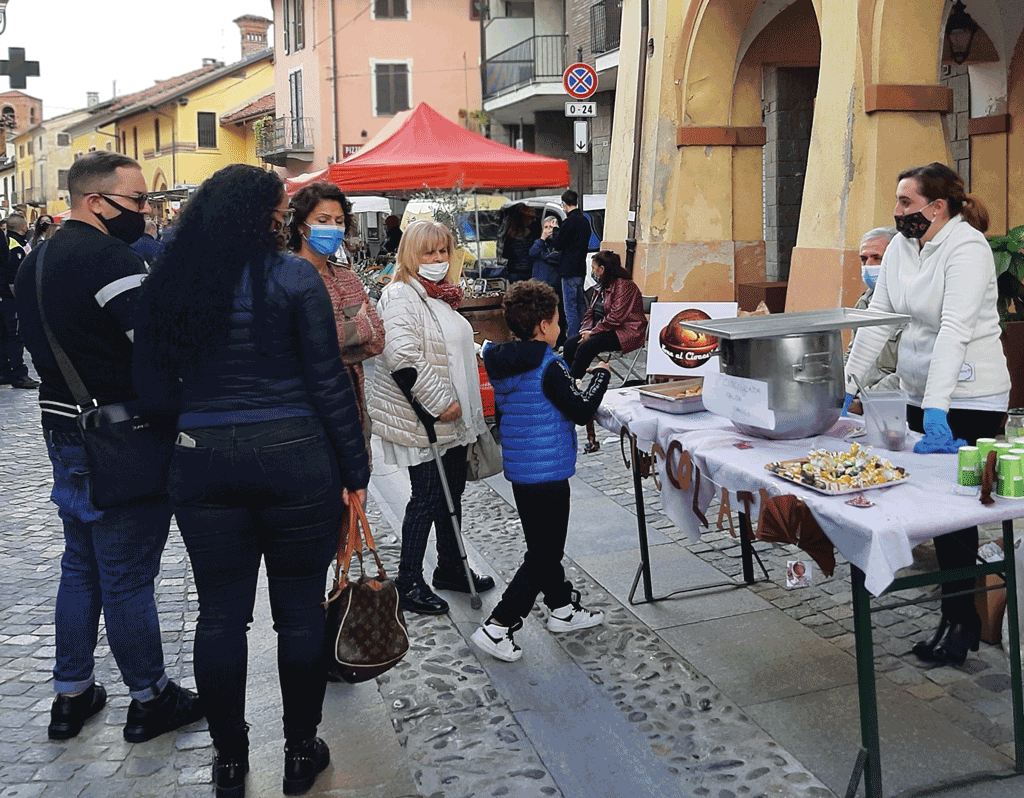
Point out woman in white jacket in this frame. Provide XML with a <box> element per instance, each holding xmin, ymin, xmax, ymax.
<box><xmin>367</xmin><ymin>221</ymin><xmax>494</xmax><ymax>615</ymax></box>
<box><xmin>846</xmin><ymin>162</ymin><xmax>1009</xmax><ymax>667</ymax></box>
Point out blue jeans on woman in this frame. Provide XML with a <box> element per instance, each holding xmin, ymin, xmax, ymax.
<box><xmin>170</xmin><ymin>416</ymin><xmax>344</xmax><ymax>746</ymax></box>
<box><xmin>46</xmin><ymin>433</ymin><xmax>172</xmax><ymax>702</ymax></box>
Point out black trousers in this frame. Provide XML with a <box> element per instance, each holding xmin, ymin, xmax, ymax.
<box><xmin>907</xmin><ymin>404</ymin><xmax>1005</xmax><ymax>623</ymax></box>
<box><xmin>170</xmin><ymin>416</ymin><xmax>344</xmax><ymax>745</ymax></box>
<box><xmin>399</xmin><ymin>444</ymin><xmax>468</xmax><ymax>588</ymax></box>
<box><xmin>0</xmin><ymin>297</ymin><xmax>27</xmax><ymax>380</ymax></box>
<box><xmin>562</xmin><ymin>330</ymin><xmax>621</xmax><ymax>379</ymax></box>
<box><xmin>490</xmin><ymin>479</ymin><xmax>574</xmax><ymax>626</ymax></box>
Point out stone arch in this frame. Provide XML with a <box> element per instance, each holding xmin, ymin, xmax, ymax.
<box><xmin>152</xmin><ymin>169</ymin><xmax>168</xmax><ymax>192</ymax></box>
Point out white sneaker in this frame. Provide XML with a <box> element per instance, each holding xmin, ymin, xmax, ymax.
<box><xmin>546</xmin><ymin>590</ymin><xmax>604</xmax><ymax>632</ymax></box>
<box><xmin>471</xmin><ymin>618</ymin><xmax>523</xmax><ymax>662</ymax></box>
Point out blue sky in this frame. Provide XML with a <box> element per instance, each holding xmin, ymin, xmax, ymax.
<box><xmin>2</xmin><ymin>0</ymin><xmax>273</xmax><ymax>119</ymax></box>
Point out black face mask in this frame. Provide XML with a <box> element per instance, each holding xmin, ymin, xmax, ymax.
<box><xmin>95</xmin><ymin>196</ymin><xmax>145</xmax><ymax>245</ymax></box>
<box><xmin>894</xmin><ymin>201</ymin><xmax>935</xmax><ymax>240</ymax></box>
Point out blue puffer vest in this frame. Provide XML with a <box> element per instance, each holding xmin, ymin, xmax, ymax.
<box><xmin>489</xmin><ymin>346</ymin><xmax>576</xmax><ymax>484</ymax></box>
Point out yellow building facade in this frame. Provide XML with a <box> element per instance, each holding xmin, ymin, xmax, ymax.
<box><xmin>605</xmin><ymin>0</ymin><xmax>1024</xmax><ymax>310</ymax></box>
<box><xmin>12</xmin><ymin>107</ymin><xmax>91</xmax><ymax>218</ymax></box>
<box><xmin>108</xmin><ymin>51</ymin><xmax>274</xmax><ymax>195</ymax></box>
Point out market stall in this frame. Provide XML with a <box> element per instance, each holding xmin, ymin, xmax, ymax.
<box><xmin>595</xmin><ymin>308</ymin><xmax>1024</xmax><ymax>798</ymax></box>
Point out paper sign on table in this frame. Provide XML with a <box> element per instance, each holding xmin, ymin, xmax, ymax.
<box><xmin>702</xmin><ymin>372</ymin><xmax>776</xmax><ymax>430</ymax></box>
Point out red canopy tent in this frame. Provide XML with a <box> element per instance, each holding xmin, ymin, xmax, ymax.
<box><xmin>324</xmin><ymin>102</ymin><xmax>570</xmax><ymax>194</ymax></box>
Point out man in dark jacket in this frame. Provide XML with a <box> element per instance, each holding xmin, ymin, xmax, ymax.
<box><xmin>15</xmin><ymin>151</ymin><xmax>203</xmax><ymax>743</ymax></box>
<box><xmin>130</xmin><ymin>218</ymin><xmax>165</xmax><ymax>266</ymax></box>
<box><xmin>551</xmin><ymin>190</ymin><xmax>590</xmax><ymax>339</ymax></box>
<box><xmin>1</xmin><ymin>213</ymin><xmax>39</xmax><ymax>387</ymax></box>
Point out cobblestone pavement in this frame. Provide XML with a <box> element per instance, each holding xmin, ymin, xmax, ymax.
<box><xmin>3</xmin><ymin>360</ymin><xmax>1021</xmax><ymax>798</ymax></box>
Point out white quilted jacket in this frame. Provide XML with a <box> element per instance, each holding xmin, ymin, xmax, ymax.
<box><xmin>368</xmin><ymin>279</ymin><xmax>469</xmax><ymax>449</ymax></box>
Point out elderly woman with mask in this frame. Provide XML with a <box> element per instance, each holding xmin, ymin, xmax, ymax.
<box><xmin>367</xmin><ymin>220</ymin><xmax>494</xmax><ymax>616</ymax></box>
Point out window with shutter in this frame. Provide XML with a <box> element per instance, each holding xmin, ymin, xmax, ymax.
<box><xmin>374</xmin><ymin>0</ymin><xmax>408</xmax><ymax>19</ymax></box>
<box><xmin>374</xmin><ymin>63</ymin><xmax>410</xmax><ymax>116</ymax></box>
<box><xmin>197</xmin><ymin>112</ymin><xmax>217</xmax><ymax>148</ymax></box>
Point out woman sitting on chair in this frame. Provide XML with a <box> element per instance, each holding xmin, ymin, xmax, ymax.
<box><xmin>562</xmin><ymin>250</ymin><xmax>648</xmax><ymax>379</ymax></box>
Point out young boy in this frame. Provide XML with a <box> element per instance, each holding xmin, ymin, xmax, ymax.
<box><xmin>472</xmin><ymin>280</ymin><xmax>611</xmax><ymax>661</ymax></box>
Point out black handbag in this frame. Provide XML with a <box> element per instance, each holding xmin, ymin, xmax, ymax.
<box><xmin>34</xmin><ymin>241</ymin><xmax>175</xmax><ymax>509</ymax></box>
<box><xmin>325</xmin><ymin>495</ymin><xmax>410</xmax><ymax>683</ymax></box>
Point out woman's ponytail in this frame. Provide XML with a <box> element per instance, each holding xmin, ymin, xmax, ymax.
<box><xmin>960</xmin><ymin>194</ymin><xmax>990</xmax><ymax>233</ymax></box>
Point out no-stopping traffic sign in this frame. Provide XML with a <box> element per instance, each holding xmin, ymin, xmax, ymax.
<box><xmin>563</xmin><ymin>62</ymin><xmax>597</xmax><ymax>100</ymax></box>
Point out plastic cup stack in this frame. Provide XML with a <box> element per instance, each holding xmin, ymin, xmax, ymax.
<box><xmin>958</xmin><ymin>445</ymin><xmax>981</xmax><ymax>487</ymax></box>
<box><xmin>977</xmin><ymin>438</ymin><xmax>997</xmax><ymax>464</ymax></box>
<box><xmin>997</xmin><ymin>454</ymin><xmax>1024</xmax><ymax>499</ymax></box>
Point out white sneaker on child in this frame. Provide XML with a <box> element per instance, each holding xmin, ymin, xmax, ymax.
<box><xmin>471</xmin><ymin>618</ymin><xmax>523</xmax><ymax>662</ymax></box>
<box><xmin>546</xmin><ymin>589</ymin><xmax>604</xmax><ymax>632</ymax></box>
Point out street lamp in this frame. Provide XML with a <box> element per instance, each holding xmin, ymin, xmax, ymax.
<box><xmin>0</xmin><ymin>1</ymin><xmax>9</xmax><ymax>36</ymax></box>
<box><xmin>945</xmin><ymin>1</ymin><xmax>978</xmax><ymax>66</ymax></box>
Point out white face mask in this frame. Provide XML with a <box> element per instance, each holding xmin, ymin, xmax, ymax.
<box><xmin>862</xmin><ymin>264</ymin><xmax>880</xmax><ymax>289</ymax></box>
<box><xmin>418</xmin><ymin>261</ymin><xmax>449</xmax><ymax>282</ymax></box>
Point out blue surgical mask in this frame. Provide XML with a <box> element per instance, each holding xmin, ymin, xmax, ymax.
<box><xmin>304</xmin><ymin>224</ymin><xmax>346</xmax><ymax>256</ymax></box>
<box><xmin>862</xmin><ymin>264</ymin><xmax>880</xmax><ymax>290</ymax></box>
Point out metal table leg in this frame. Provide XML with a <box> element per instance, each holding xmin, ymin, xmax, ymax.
<box><xmin>1002</xmin><ymin>519</ymin><xmax>1024</xmax><ymax>774</ymax></box>
<box><xmin>850</xmin><ymin>565</ymin><xmax>883</xmax><ymax>798</ymax></box>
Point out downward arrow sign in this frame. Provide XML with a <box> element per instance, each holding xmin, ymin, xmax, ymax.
<box><xmin>573</xmin><ymin>120</ymin><xmax>589</xmax><ymax>153</ymax></box>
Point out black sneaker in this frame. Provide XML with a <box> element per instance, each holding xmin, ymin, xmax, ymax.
<box><xmin>10</xmin><ymin>376</ymin><xmax>40</xmax><ymax>389</ymax></box>
<box><xmin>283</xmin><ymin>736</ymin><xmax>330</xmax><ymax>795</ymax></box>
<box><xmin>48</xmin><ymin>683</ymin><xmax>107</xmax><ymax>740</ymax></box>
<box><xmin>124</xmin><ymin>680</ymin><xmax>204</xmax><ymax>743</ymax></box>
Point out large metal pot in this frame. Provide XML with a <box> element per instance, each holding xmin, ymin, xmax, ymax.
<box><xmin>719</xmin><ymin>332</ymin><xmax>844</xmax><ymax>439</ymax></box>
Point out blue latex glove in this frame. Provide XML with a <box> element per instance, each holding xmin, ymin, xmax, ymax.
<box><xmin>913</xmin><ymin>408</ymin><xmax>967</xmax><ymax>454</ymax></box>
<box><xmin>841</xmin><ymin>393</ymin><xmax>854</xmax><ymax>417</ymax></box>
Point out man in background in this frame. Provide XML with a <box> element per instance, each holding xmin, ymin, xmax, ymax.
<box><xmin>1</xmin><ymin>213</ymin><xmax>39</xmax><ymax>388</ymax></box>
<box><xmin>131</xmin><ymin>218</ymin><xmax>165</xmax><ymax>266</ymax></box>
<box><xmin>551</xmin><ymin>190</ymin><xmax>590</xmax><ymax>340</ymax></box>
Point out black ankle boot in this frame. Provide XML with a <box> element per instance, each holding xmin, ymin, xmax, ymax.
<box><xmin>283</xmin><ymin>736</ymin><xmax>330</xmax><ymax>795</ymax></box>
<box><xmin>933</xmin><ymin>613</ymin><xmax>982</xmax><ymax>667</ymax></box>
<box><xmin>212</xmin><ymin>727</ymin><xmax>249</xmax><ymax>798</ymax></box>
<box><xmin>911</xmin><ymin>617</ymin><xmax>949</xmax><ymax>662</ymax></box>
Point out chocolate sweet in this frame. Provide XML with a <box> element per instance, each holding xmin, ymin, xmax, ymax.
<box><xmin>659</xmin><ymin>309</ymin><xmax>719</xmax><ymax>368</ymax></box>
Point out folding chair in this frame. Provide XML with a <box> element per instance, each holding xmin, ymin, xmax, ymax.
<box><xmin>606</xmin><ymin>295</ymin><xmax>657</xmax><ymax>386</ymax></box>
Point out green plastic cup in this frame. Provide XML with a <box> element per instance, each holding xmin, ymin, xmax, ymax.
<box><xmin>977</xmin><ymin>438</ymin><xmax>997</xmax><ymax>464</ymax></box>
<box><xmin>998</xmin><ymin>455</ymin><xmax>1023</xmax><ymax>497</ymax></box>
<box><xmin>958</xmin><ymin>446</ymin><xmax>981</xmax><ymax>486</ymax></box>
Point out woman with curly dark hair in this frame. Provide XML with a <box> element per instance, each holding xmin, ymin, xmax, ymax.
<box><xmin>133</xmin><ymin>164</ymin><xmax>370</xmax><ymax>798</ymax></box>
<box><xmin>288</xmin><ymin>182</ymin><xmax>384</xmax><ymax>453</ymax></box>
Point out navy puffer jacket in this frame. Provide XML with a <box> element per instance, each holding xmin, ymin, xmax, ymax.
<box><xmin>135</xmin><ymin>251</ymin><xmax>369</xmax><ymax>490</ymax></box>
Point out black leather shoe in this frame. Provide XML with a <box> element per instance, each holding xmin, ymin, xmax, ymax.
<box><xmin>10</xmin><ymin>376</ymin><xmax>40</xmax><ymax>389</ymax></box>
<box><xmin>431</xmin><ymin>566</ymin><xmax>496</xmax><ymax>594</ymax></box>
<box><xmin>398</xmin><ymin>582</ymin><xmax>449</xmax><ymax>615</ymax></box>
<box><xmin>283</xmin><ymin>736</ymin><xmax>330</xmax><ymax>795</ymax></box>
<box><xmin>124</xmin><ymin>680</ymin><xmax>205</xmax><ymax>743</ymax></box>
<box><xmin>911</xmin><ymin>617</ymin><xmax>949</xmax><ymax>662</ymax></box>
<box><xmin>933</xmin><ymin>614</ymin><xmax>982</xmax><ymax>667</ymax></box>
<box><xmin>213</xmin><ymin>749</ymin><xmax>249</xmax><ymax>798</ymax></box>
<box><xmin>48</xmin><ymin>683</ymin><xmax>107</xmax><ymax>740</ymax></box>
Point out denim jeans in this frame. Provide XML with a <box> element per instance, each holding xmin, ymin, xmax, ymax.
<box><xmin>46</xmin><ymin>434</ymin><xmax>171</xmax><ymax>702</ymax></box>
<box><xmin>170</xmin><ymin>416</ymin><xmax>344</xmax><ymax>744</ymax></box>
<box><xmin>561</xmin><ymin>276</ymin><xmax>586</xmax><ymax>340</ymax></box>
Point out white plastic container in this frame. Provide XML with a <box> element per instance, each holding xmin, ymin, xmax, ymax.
<box><xmin>861</xmin><ymin>389</ymin><xmax>908</xmax><ymax>451</ymax></box>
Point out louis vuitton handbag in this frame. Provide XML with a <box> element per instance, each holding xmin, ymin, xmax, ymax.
<box><xmin>325</xmin><ymin>495</ymin><xmax>409</xmax><ymax>683</ymax></box>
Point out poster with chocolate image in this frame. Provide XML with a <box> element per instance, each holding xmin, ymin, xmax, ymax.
<box><xmin>646</xmin><ymin>302</ymin><xmax>738</xmax><ymax>377</ymax></box>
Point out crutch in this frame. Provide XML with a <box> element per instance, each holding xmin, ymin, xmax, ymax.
<box><xmin>392</xmin><ymin>368</ymin><xmax>482</xmax><ymax>610</ymax></box>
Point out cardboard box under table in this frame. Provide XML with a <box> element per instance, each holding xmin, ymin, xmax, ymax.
<box><xmin>596</xmin><ymin>387</ymin><xmax>1024</xmax><ymax>798</ymax></box>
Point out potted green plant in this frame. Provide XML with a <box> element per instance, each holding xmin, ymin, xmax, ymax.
<box><xmin>992</xmin><ymin>225</ymin><xmax>1024</xmax><ymax>407</ymax></box>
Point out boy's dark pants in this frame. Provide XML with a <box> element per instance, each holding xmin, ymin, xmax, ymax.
<box><xmin>490</xmin><ymin>479</ymin><xmax>574</xmax><ymax>627</ymax></box>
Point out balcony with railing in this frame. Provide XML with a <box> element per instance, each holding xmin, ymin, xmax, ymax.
<box><xmin>256</xmin><ymin>116</ymin><xmax>315</xmax><ymax>166</ymax></box>
<box><xmin>590</xmin><ymin>0</ymin><xmax>621</xmax><ymax>55</ymax></box>
<box><xmin>24</xmin><ymin>186</ymin><xmax>46</xmax><ymax>207</ymax></box>
<box><xmin>484</xmin><ymin>35</ymin><xmax>566</xmax><ymax>100</ymax></box>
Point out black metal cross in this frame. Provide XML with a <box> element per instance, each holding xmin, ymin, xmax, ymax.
<box><xmin>0</xmin><ymin>48</ymin><xmax>40</xmax><ymax>90</ymax></box>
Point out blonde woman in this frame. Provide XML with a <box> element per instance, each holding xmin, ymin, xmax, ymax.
<box><xmin>368</xmin><ymin>220</ymin><xmax>494</xmax><ymax>615</ymax></box>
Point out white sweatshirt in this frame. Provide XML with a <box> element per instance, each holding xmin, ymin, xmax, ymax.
<box><xmin>846</xmin><ymin>214</ymin><xmax>1009</xmax><ymax>413</ymax></box>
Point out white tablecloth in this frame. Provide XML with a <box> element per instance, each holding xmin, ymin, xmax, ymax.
<box><xmin>597</xmin><ymin>387</ymin><xmax>1024</xmax><ymax>596</ymax></box>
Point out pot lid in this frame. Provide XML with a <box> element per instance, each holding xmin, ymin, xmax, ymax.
<box><xmin>673</xmin><ymin>308</ymin><xmax>911</xmax><ymax>340</ymax></box>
